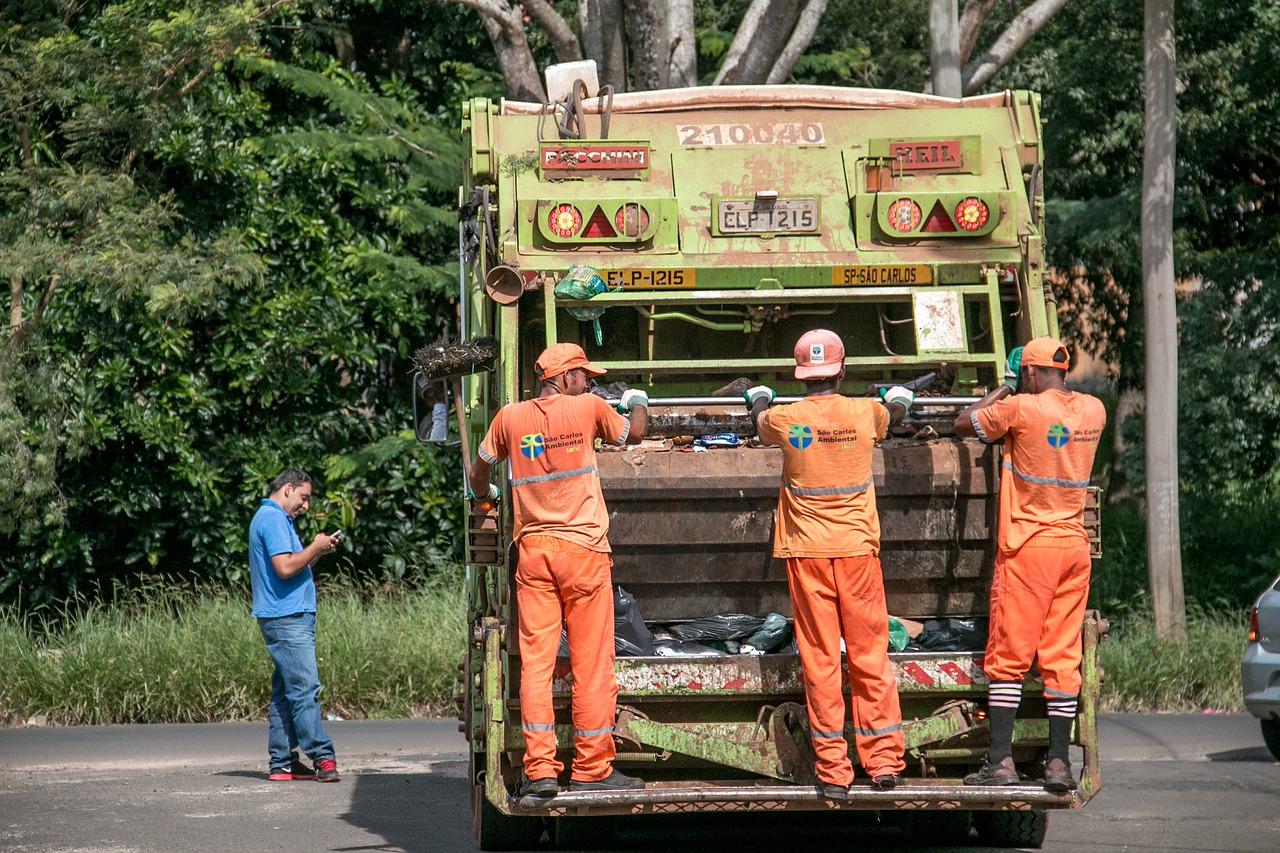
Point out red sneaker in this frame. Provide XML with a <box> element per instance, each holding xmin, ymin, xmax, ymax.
<box><xmin>268</xmin><ymin>759</ymin><xmax>316</xmax><ymax>781</ymax></box>
<box><xmin>314</xmin><ymin>757</ymin><xmax>340</xmax><ymax>782</ymax></box>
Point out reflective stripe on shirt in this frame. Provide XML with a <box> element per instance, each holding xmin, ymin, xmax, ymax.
<box><xmin>509</xmin><ymin>464</ymin><xmax>597</xmax><ymax>488</ymax></box>
<box><xmin>783</xmin><ymin>477</ymin><xmax>872</xmax><ymax>497</ymax></box>
<box><xmin>1002</xmin><ymin>459</ymin><xmax>1090</xmax><ymax>489</ymax></box>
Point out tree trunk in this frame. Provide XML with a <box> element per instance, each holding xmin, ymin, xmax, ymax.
<box><xmin>622</xmin><ymin>0</ymin><xmax>663</xmax><ymax>91</ymax></box>
<box><xmin>766</xmin><ymin>0</ymin><xmax>829</xmax><ymax>84</ymax></box>
<box><xmin>929</xmin><ymin>0</ymin><xmax>962</xmax><ymax>97</ymax></box>
<box><xmin>961</xmin><ymin>0</ymin><xmax>1068</xmax><ymax>94</ymax></box>
<box><xmin>1141</xmin><ymin>0</ymin><xmax>1185</xmax><ymax>642</ymax></box>
<box><xmin>958</xmin><ymin>0</ymin><xmax>998</xmax><ymax>65</ymax></box>
<box><xmin>478</xmin><ymin>7</ymin><xmax>546</xmax><ymax>102</ymax></box>
<box><xmin>722</xmin><ymin>0</ymin><xmax>802</xmax><ymax>85</ymax></box>
<box><xmin>579</xmin><ymin>0</ymin><xmax>628</xmax><ymax>91</ymax></box>
<box><xmin>523</xmin><ymin>0</ymin><xmax>582</xmax><ymax>63</ymax></box>
<box><xmin>664</xmin><ymin>0</ymin><xmax>697</xmax><ymax>88</ymax></box>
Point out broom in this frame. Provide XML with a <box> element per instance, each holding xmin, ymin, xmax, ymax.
<box><xmin>412</xmin><ymin>336</ymin><xmax>500</xmax><ymax>485</ymax></box>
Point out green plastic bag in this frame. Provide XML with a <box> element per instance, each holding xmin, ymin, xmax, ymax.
<box><xmin>887</xmin><ymin>616</ymin><xmax>909</xmax><ymax>652</ymax></box>
<box><xmin>555</xmin><ymin>264</ymin><xmax>615</xmax><ymax>345</ymax></box>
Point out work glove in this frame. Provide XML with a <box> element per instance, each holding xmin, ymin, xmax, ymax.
<box><xmin>743</xmin><ymin>385</ymin><xmax>776</xmax><ymax>407</ymax></box>
<box><xmin>467</xmin><ymin>483</ymin><xmax>501</xmax><ymax>501</ymax></box>
<box><xmin>1002</xmin><ymin>346</ymin><xmax>1023</xmax><ymax>391</ymax></box>
<box><xmin>882</xmin><ymin>386</ymin><xmax>915</xmax><ymax>409</ymax></box>
<box><xmin>618</xmin><ymin>388</ymin><xmax>649</xmax><ymax>411</ymax></box>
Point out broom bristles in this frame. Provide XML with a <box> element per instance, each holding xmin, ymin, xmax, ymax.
<box><xmin>412</xmin><ymin>336</ymin><xmax>500</xmax><ymax>380</ymax></box>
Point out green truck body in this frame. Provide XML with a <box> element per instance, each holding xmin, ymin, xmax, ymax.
<box><xmin>449</xmin><ymin>84</ymin><xmax>1103</xmax><ymax>849</ymax></box>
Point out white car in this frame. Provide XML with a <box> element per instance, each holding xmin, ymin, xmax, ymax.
<box><xmin>1242</xmin><ymin>572</ymin><xmax>1280</xmax><ymax>760</ymax></box>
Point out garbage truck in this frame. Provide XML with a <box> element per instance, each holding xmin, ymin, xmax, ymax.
<box><xmin>440</xmin><ymin>75</ymin><xmax>1105</xmax><ymax>850</ymax></box>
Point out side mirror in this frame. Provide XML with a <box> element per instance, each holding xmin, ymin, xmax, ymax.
<box><xmin>413</xmin><ymin>372</ymin><xmax>451</xmax><ymax>443</ymax></box>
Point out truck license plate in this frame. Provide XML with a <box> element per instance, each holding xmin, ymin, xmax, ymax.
<box><xmin>718</xmin><ymin>198</ymin><xmax>819</xmax><ymax>234</ymax></box>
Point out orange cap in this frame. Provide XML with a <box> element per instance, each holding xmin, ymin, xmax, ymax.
<box><xmin>1021</xmin><ymin>336</ymin><xmax>1070</xmax><ymax>370</ymax></box>
<box><xmin>793</xmin><ymin>329</ymin><xmax>845</xmax><ymax>380</ymax></box>
<box><xmin>534</xmin><ymin>342</ymin><xmax>606</xmax><ymax>380</ymax></box>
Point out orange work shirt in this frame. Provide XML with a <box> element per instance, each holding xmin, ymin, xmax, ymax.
<box><xmin>972</xmin><ymin>389</ymin><xmax>1106</xmax><ymax>554</ymax></box>
<box><xmin>478</xmin><ymin>393</ymin><xmax>628</xmax><ymax>552</ymax></box>
<box><xmin>757</xmin><ymin>394</ymin><xmax>890</xmax><ymax>558</ymax></box>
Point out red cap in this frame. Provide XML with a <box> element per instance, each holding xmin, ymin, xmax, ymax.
<box><xmin>1021</xmin><ymin>336</ymin><xmax>1070</xmax><ymax>369</ymax></box>
<box><xmin>534</xmin><ymin>343</ymin><xmax>605</xmax><ymax>380</ymax></box>
<box><xmin>793</xmin><ymin>330</ymin><xmax>845</xmax><ymax>380</ymax></box>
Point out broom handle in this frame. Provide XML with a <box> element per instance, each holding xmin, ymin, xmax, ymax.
<box><xmin>451</xmin><ymin>377</ymin><xmax>472</xmax><ymax>490</ymax></box>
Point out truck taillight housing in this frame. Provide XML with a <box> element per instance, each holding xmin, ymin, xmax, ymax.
<box><xmin>547</xmin><ymin>204</ymin><xmax>583</xmax><ymax>237</ymax></box>
<box><xmin>614</xmin><ymin>203</ymin><xmax>650</xmax><ymax>237</ymax></box>
<box><xmin>1248</xmin><ymin>607</ymin><xmax>1260</xmax><ymax>642</ymax></box>
<box><xmin>887</xmin><ymin>198</ymin><xmax>922</xmax><ymax>232</ymax></box>
<box><xmin>954</xmin><ymin>197</ymin><xmax>990</xmax><ymax>231</ymax></box>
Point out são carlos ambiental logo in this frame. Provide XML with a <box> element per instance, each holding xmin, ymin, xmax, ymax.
<box><xmin>520</xmin><ymin>433</ymin><xmax>546</xmax><ymax>459</ymax></box>
<box><xmin>1046</xmin><ymin>423</ymin><xmax>1071</xmax><ymax>449</ymax></box>
<box><xmin>788</xmin><ymin>424</ymin><xmax>814</xmax><ymax>450</ymax></box>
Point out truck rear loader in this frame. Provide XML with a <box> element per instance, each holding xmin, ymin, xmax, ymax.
<box><xmin>436</xmin><ymin>76</ymin><xmax>1105</xmax><ymax>850</ymax></box>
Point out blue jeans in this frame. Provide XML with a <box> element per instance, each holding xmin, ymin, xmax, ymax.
<box><xmin>258</xmin><ymin>612</ymin><xmax>335</xmax><ymax>767</ymax></box>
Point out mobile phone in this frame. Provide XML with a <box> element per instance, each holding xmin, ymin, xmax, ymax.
<box><xmin>331</xmin><ymin>530</ymin><xmax>344</xmax><ymax>542</ymax></box>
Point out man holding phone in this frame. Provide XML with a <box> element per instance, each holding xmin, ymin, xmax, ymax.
<box><xmin>248</xmin><ymin>468</ymin><xmax>343</xmax><ymax>782</ymax></box>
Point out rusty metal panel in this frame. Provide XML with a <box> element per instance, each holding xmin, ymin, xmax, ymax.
<box><xmin>599</xmin><ymin>438</ymin><xmax>997</xmax><ymax>621</ymax></box>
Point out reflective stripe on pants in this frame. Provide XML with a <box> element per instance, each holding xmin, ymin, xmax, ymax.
<box><xmin>983</xmin><ymin>535</ymin><xmax>1092</xmax><ymax>697</ymax></box>
<box><xmin>787</xmin><ymin>555</ymin><xmax>906</xmax><ymax>786</ymax></box>
<box><xmin>515</xmin><ymin>535</ymin><xmax>618</xmax><ymax>783</ymax></box>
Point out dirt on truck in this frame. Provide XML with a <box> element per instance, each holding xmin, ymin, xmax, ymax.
<box><xmin>437</xmin><ymin>74</ymin><xmax>1105</xmax><ymax>850</ymax></box>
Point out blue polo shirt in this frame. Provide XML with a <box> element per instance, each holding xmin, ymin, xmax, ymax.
<box><xmin>248</xmin><ymin>499</ymin><xmax>316</xmax><ymax>618</ymax></box>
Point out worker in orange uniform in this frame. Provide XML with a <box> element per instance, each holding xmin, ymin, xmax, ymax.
<box><xmin>469</xmin><ymin>342</ymin><xmax>649</xmax><ymax>799</ymax></box>
<box><xmin>953</xmin><ymin>336</ymin><xmax>1106</xmax><ymax>793</ymax></box>
<box><xmin>746</xmin><ymin>329</ymin><xmax>913</xmax><ymax>798</ymax></box>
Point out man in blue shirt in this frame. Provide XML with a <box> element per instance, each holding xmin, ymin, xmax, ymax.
<box><xmin>249</xmin><ymin>468</ymin><xmax>343</xmax><ymax>782</ymax></box>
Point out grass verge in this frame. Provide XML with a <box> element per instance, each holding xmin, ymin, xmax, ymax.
<box><xmin>0</xmin><ymin>577</ymin><xmax>1247</xmax><ymax>724</ymax></box>
<box><xmin>0</xmin><ymin>572</ymin><xmax>466</xmax><ymax>725</ymax></box>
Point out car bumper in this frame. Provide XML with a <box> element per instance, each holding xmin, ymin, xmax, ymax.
<box><xmin>1241</xmin><ymin>642</ymin><xmax>1280</xmax><ymax>720</ymax></box>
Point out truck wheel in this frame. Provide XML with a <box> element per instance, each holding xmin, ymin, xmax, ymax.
<box><xmin>470</xmin><ymin>756</ymin><xmax>545</xmax><ymax>851</ymax></box>
<box><xmin>973</xmin><ymin>809</ymin><xmax>1048</xmax><ymax>848</ymax></box>
<box><xmin>1261</xmin><ymin>719</ymin><xmax>1280</xmax><ymax>761</ymax></box>
<box><xmin>892</xmin><ymin>810</ymin><xmax>972</xmax><ymax>844</ymax></box>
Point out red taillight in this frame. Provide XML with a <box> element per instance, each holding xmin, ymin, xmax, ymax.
<box><xmin>1248</xmin><ymin>607</ymin><xmax>1260</xmax><ymax>642</ymax></box>
<box><xmin>887</xmin><ymin>198</ymin><xmax>921</xmax><ymax>232</ymax></box>
<box><xmin>614</xmin><ymin>203</ymin><xmax>650</xmax><ymax>237</ymax></box>
<box><xmin>954</xmin><ymin>197</ymin><xmax>990</xmax><ymax>231</ymax></box>
<box><xmin>547</xmin><ymin>204</ymin><xmax>582</xmax><ymax>237</ymax></box>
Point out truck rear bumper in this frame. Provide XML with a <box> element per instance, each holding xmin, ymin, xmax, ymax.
<box><xmin>509</xmin><ymin>779</ymin><xmax>1081</xmax><ymax>817</ymax></box>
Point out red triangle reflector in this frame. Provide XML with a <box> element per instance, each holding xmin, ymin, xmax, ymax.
<box><xmin>920</xmin><ymin>201</ymin><xmax>956</xmax><ymax>233</ymax></box>
<box><xmin>581</xmin><ymin>207</ymin><xmax>617</xmax><ymax>238</ymax></box>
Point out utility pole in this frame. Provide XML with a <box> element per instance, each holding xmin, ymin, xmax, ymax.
<box><xmin>929</xmin><ymin>0</ymin><xmax>961</xmax><ymax>98</ymax></box>
<box><xmin>1142</xmin><ymin>0</ymin><xmax>1186</xmax><ymax>641</ymax></box>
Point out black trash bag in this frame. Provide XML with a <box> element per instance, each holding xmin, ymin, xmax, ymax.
<box><xmin>614</xmin><ymin>586</ymin><xmax>655</xmax><ymax>656</ymax></box>
<box><xmin>741</xmin><ymin>612</ymin><xmax>789</xmax><ymax>653</ymax></box>
<box><xmin>910</xmin><ymin>617</ymin><xmax>988</xmax><ymax>652</ymax></box>
<box><xmin>669</xmin><ymin>613</ymin><xmax>765</xmax><ymax>642</ymax></box>
<box><xmin>652</xmin><ymin>636</ymin><xmax>728</xmax><ymax>657</ymax></box>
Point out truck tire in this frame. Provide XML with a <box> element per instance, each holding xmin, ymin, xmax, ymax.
<box><xmin>973</xmin><ymin>809</ymin><xmax>1048</xmax><ymax>848</ymax></box>
<box><xmin>1261</xmin><ymin>719</ymin><xmax>1280</xmax><ymax>762</ymax></box>
<box><xmin>892</xmin><ymin>809</ymin><xmax>972</xmax><ymax>844</ymax></box>
<box><xmin>470</xmin><ymin>755</ymin><xmax>545</xmax><ymax>851</ymax></box>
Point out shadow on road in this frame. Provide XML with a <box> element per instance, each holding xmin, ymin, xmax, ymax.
<box><xmin>1206</xmin><ymin>746</ymin><xmax>1276</xmax><ymax>763</ymax></box>
<box><xmin>339</xmin><ymin>760</ymin><xmax>475</xmax><ymax>852</ymax></box>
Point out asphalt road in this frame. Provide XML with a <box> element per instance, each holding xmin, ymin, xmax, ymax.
<box><xmin>1</xmin><ymin>714</ymin><xmax>1277</xmax><ymax>852</ymax></box>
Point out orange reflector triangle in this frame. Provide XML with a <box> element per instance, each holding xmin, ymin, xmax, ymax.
<box><xmin>581</xmin><ymin>206</ymin><xmax>617</xmax><ymax>239</ymax></box>
<box><xmin>920</xmin><ymin>201</ymin><xmax>956</xmax><ymax>233</ymax></box>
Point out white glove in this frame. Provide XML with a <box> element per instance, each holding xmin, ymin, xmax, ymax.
<box><xmin>883</xmin><ymin>386</ymin><xmax>915</xmax><ymax>409</ymax></box>
<box><xmin>618</xmin><ymin>389</ymin><xmax>649</xmax><ymax>411</ymax></box>
<box><xmin>467</xmin><ymin>483</ymin><xmax>501</xmax><ymax>500</ymax></box>
<box><xmin>743</xmin><ymin>385</ymin><xmax>776</xmax><ymax>407</ymax></box>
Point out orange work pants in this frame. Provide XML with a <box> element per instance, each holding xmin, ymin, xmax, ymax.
<box><xmin>515</xmin><ymin>535</ymin><xmax>618</xmax><ymax>783</ymax></box>
<box><xmin>984</xmin><ymin>534</ymin><xmax>1092</xmax><ymax>697</ymax></box>
<box><xmin>787</xmin><ymin>555</ymin><xmax>906</xmax><ymax>786</ymax></box>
